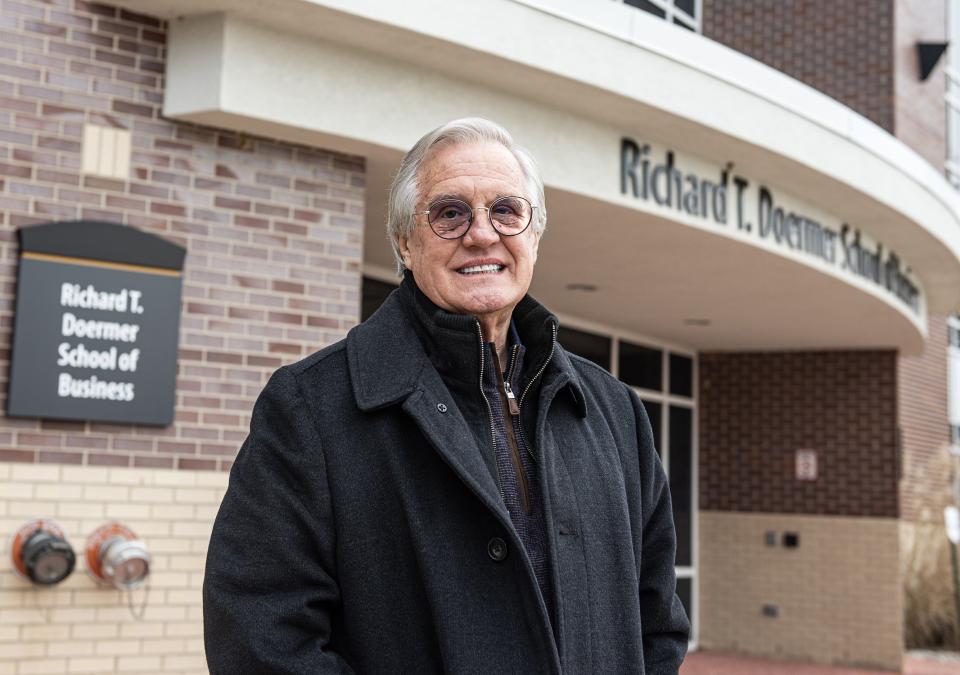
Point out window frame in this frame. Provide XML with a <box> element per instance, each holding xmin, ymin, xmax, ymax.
<box><xmin>622</xmin><ymin>0</ymin><xmax>701</xmax><ymax>33</ymax></box>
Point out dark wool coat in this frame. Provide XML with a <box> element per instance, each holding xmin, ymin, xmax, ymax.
<box><xmin>203</xmin><ymin>286</ymin><xmax>690</xmax><ymax>674</ymax></box>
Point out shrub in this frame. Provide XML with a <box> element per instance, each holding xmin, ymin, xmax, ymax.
<box><xmin>902</xmin><ymin>447</ymin><xmax>960</xmax><ymax>649</ymax></box>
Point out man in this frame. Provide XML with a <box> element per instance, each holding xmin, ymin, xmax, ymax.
<box><xmin>204</xmin><ymin>118</ymin><xmax>689</xmax><ymax>673</ymax></box>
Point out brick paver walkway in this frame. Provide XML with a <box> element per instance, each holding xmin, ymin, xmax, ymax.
<box><xmin>680</xmin><ymin>651</ymin><xmax>960</xmax><ymax>674</ymax></box>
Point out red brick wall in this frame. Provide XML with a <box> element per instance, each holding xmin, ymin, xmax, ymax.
<box><xmin>699</xmin><ymin>350</ymin><xmax>899</xmax><ymax>517</ymax></box>
<box><xmin>702</xmin><ymin>0</ymin><xmax>895</xmax><ymax>133</ymax></box>
<box><xmin>899</xmin><ymin>314</ymin><xmax>950</xmax><ymax>522</ymax></box>
<box><xmin>0</xmin><ymin>0</ymin><xmax>365</xmax><ymax>470</ymax></box>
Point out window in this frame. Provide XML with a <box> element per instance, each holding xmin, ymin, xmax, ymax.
<box><xmin>619</xmin><ymin>341</ymin><xmax>663</xmax><ymax>390</ymax></box>
<box><xmin>950</xmin><ymin>321</ymin><xmax>960</xmax><ymax>347</ymax></box>
<box><xmin>361</xmin><ymin>277</ymin><xmax>397</xmax><ymax>322</ymax></box>
<box><xmin>557</xmin><ymin>326</ymin><xmax>612</xmax><ymax>370</ymax></box>
<box><xmin>669</xmin><ymin>405</ymin><xmax>692</xmax><ymax>566</ymax></box>
<box><xmin>949</xmin><ymin>316</ymin><xmax>960</xmax><ymax>451</ymax></box>
<box><xmin>622</xmin><ymin>0</ymin><xmax>700</xmax><ymax>32</ymax></box>
<box><xmin>669</xmin><ymin>353</ymin><xmax>693</xmax><ymax>397</ymax></box>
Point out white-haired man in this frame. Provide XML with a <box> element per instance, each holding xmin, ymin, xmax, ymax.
<box><xmin>204</xmin><ymin>118</ymin><xmax>689</xmax><ymax>674</ymax></box>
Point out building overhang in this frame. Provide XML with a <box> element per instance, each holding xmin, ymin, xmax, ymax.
<box><xmin>111</xmin><ymin>0</ymin><xmax>960</xmax><ymax>353</ymax></box>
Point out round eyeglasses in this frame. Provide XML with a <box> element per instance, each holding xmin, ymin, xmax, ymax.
<box><xmin>417</xmin><ymin>196</ymin><xmax>536</xmax><ymax>239</ymax></box>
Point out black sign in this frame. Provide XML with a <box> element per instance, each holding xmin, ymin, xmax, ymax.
<box><xmin>620</xmin><ymin>137</ymin><xmax>921</xmax><ymax>314</ymax></box>
<box><xmin>8</xmin><ymin>222</ymin><xmax>186</xmax><ymax>426</ymax></box>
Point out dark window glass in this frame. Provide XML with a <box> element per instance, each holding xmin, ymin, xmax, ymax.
<box><xmin>676</xmin><ymin>577</ymin><xmax>692</xmax><ymax>621</ymax></box>
<box><xmin>558</xmin><ymin>326</ymin><xmax>611</xmax><ymax>371</ymax></box>
<box><xmin>672</xmin><ymin>17</ymin><xmax>694</xmax><ymax>30</ymax></box>
<box><xmin>619</xmin><ymin>342</ymin><xmax>662</xmax><ymax>390</ymax></box>
<box><xmin>949</xmin><ymin>325</ymin><xmax>960</xmax><ymax>347</ymax></box>
<box><xmin>642</xmin><ymin>400</ymin><xmax>662</xmax><ymax>458</ymax></box>
<box><xmin>361</xmin><ymin>277</ymin><xmax>397</xmax><ymax>322</ymax></box>
<box><xmin>674</xmin><ymin>0</ymin><xmax>695</xmax><ymax>17</ymax></box>
<box><xmin>669</xmin><ymin>353</ymin><xmax>693</xmax><ymax>397</ymax></box>
<box><xmin>625</xmin><ymin>0</ymin><xmax>666</xmax><ymax>18</ymax></box>
<box><xmin>669</xmin><ymin>405</ymin><xmax>692</xmax><ymax>566</ymax></box>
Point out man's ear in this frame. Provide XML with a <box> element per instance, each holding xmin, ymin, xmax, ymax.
<box><xmin>398</xmin><ymin>234</ymin><xmax>413</xmax><ymax>269</ymax></box>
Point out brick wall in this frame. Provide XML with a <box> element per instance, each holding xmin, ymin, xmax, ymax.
<box><xmin>699</xmin><ymin>511</ymin><xmax>902</xmax><ymax>670</ymax></box>
<box><xmin>894</xmin><ymin>0</ymin><xmax>947</xmax><ymax>170</ymax></box>
<box><xmin>0</xmin><ymin>0</ymin><xmax>365</xmax><ymax>471</ymax></box>
<box><xmin>0</xmin><ymin>462</ymin><xmax>228</xmax><ymax>674</ymax></box>
<box><xmin>699</xmin><ymin>350</ymin><xmax>899</xmax><ymax>517</ymax></box>
<box><xmin>702</xmin><ymin>0</ymin><xmax>895</xmax><ymax>133</ymax></box>
<box><xmin>899</xmin><ymin>314</ymin><xmax>950</xmax><ymax>523</ymax></box>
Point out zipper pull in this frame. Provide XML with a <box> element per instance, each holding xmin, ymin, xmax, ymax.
<box><xmin>503</xmin><ymin>381</ymin><xmax>520</xmax><ymax>416</ymax></box>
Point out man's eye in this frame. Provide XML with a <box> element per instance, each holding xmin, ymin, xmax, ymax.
<box><xmin>493</xmin><ymin>197</ymin><xmax>526</xmax><ymax>216</ymax></box>
<box><xmin>430</xmin><ymin>202</ymin><xmax>468</xmax><ymax>222</ymax></box>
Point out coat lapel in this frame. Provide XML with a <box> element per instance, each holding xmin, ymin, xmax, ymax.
<box><xmin>402</xmin><ymin>381</ymin><xmax>508</xmax><ymax>520</ymax></box>
<box><xmin>346</xmin><ymin>291</ymin><xmax>509</xmax><ymax>521</ymax></box>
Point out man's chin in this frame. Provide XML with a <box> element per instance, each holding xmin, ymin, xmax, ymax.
<box><xmin>456</xmin><ymin>293</ymin><xmax>522</xmax><ymax>319</ymax></box>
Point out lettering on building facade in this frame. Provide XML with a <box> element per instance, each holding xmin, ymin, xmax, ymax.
<box><xmin>620</xmin><ymin>137</ymin><xmax>921</xmax><ymax>314</ymax></box>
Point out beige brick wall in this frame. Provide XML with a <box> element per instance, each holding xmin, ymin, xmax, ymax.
<box><xmin>699</xmin><ymin>510</ymin><xmax>902</xmax><ymax>671</ymax></box>
<box><xmin>899</xmin><ymin>315</ymin><xmax>951</xmax><ymax>523</ymax></box>
<box><xmin>0</xmin><ymin>461</ymin><xmax>227</xmax><ymax>674</ymax></box>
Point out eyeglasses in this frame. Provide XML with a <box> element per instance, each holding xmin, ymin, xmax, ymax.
<box><xmin>417</xmin><ymin>196</ymin><xmax>536</xmax><ymax>239</ymax></box>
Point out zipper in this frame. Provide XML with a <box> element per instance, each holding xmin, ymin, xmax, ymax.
<box><xmin>505</xmin><ymin>343</ymin><xmax>520</xmax><ymax>384</ymax></box>
<box><xmin>502</xmin><ymin>380</ymin><xmax>520</xmax><ymax>416</ymax></box>
<box><xmin>513</xmin><ymin>322</ymin><xmax>558</xmax><ymax>462</ymax></box>
<box><xmin>475</xmin><ymin>321</ymin><xmax>506</xmax><ymax>505</ymax></box>
<box><xmin>492</xmin><ymin>350</ymin><xmax>531</xmax><ymax>514</ymax></box>
<box><xmin>503</xmin><ymin>344</ymin><xmax>521</xmax><ymax>416</ymax></box>
<box><xmin>518</xmin><ymin>321</ymin><xmax>557</xmax><ymax>411</ymax></box>
<box><xmin>476</xmin><ymin>321</ymin><xmax>557</xmax><ymax>508</ymax></box>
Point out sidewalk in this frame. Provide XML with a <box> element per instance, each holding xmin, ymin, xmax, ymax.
<box><xmin>680</xmin><ymin>650</ymin><xmax>960</xmax><ymax>674</ymax></box>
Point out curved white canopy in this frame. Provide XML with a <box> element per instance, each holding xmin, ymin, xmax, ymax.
<box><xmin>115</xmin><ymin>0</ymin><xmax>960</xmax><ymax>352</ymax></box>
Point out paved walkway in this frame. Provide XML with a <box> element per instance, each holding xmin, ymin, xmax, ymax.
<box><xmin>680</xmin><ymin>651</ymin><xmax>960</xmax><ymax>674</ymax></box>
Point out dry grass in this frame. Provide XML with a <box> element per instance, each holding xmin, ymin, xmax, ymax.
<box><xmin>902</xmin><ymin>447</ymin><xmax>960</xmax><ymax>650</ymax></box>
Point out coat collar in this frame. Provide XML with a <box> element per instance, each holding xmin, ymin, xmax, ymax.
<box><xmin>346</xmin><ymin>285</ymin><xmax>427</xmax><ymax>412</ymax></box>
<box><xmin>346</xmin><ymin>275</ymin><xmax>586</xmax><ymax>417</ymax></box>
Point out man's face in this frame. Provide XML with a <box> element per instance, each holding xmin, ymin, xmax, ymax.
<box><xmin>399</xmin><ymin>141</ymin><xmax>540</xmax><ymax>321</ymax></box>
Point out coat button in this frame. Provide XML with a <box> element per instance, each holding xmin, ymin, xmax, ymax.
<box><xmin>487</xmin><ymin>537</ymin><xmax>508</xmax><ymax>562</ymax></box>
<box><xmin>437</xmin><ymin>403</ymin><xmax>447</xmax><ymax>413</ymax></box>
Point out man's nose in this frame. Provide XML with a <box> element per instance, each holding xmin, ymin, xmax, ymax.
<box><xmin>462</xmin><ymin>208</ymin><xmax>500</xmax><ymax>247</ymax></box>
